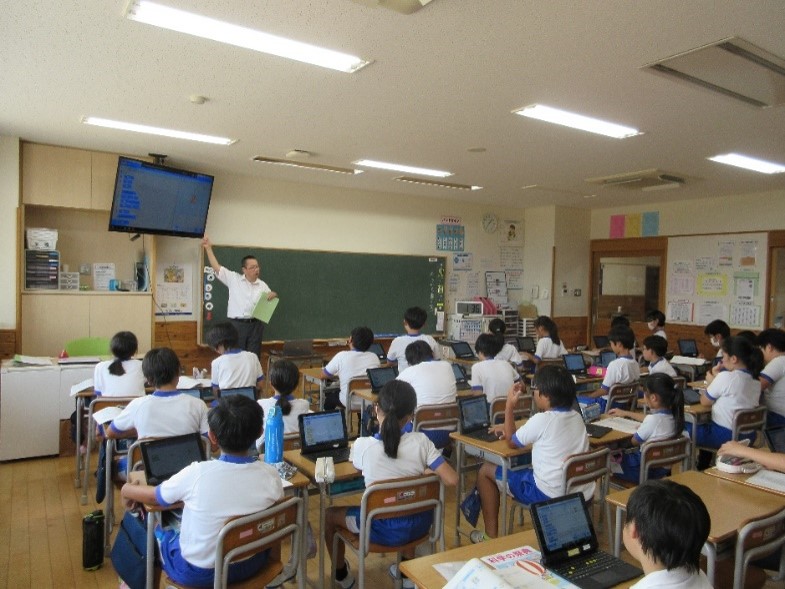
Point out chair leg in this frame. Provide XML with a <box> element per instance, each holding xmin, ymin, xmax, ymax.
<box><xmin>394</xmin><ymin>553</ymin><xmax>402</xmax><ymax>589</ymax></box>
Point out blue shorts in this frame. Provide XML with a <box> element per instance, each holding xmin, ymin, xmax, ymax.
<box><xmin>685</xmin><ymin>421</ymin><xmax>754</xmax><ymax>449</ymax></box>
<box><xmin>421</xmin><ymin>429</ymin><xmax>452</xmax><ymax>449</ymax></box>
<box><xmin>767</xmin><ymin>411</ymin><xmax>785</xmax><ymax>428</ymax></box>
<box><xmin>614</xmin><ymin>449</ymin><xmax>670</xmax><ymax>483</ymax></box>
<box><xmin>345</xmin><ymin>507</ymin><xmax>433</xmax><ymax>546</ymax></box>
<box><xmin>494</xmin><ymin>466</ymin><xmax>549</xmax><ymax>505</ymax></box>
<box><xmin>156</xmin><ymin>526</ymin><xmax>268</xmax><ymax>587</ymax></box>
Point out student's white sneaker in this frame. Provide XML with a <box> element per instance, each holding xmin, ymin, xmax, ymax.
<box><xmin>388</xmin><ymin>563</ymin><xmax>415</xmax><ymax>589</ymax></box>
<box><xmin>469</xmin><ymin>529</ymin><xmax>490</xmax><ymax>543</ymax></box>
<box><xmin>335</xmin><ymin>562</ymin><xmax>355</xmax><ymax>589</ymax></box>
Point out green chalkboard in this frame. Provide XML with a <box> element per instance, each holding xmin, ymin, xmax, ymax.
<box><xmin>202</xmin><ymin>246</ymin><xmax>445</xmax><ymax>342</ymax></box>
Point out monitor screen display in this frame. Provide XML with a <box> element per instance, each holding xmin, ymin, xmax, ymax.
<box><xmin>109</xmin><ymin>156</ymin><xmax>214</xmax><ymax>238</ymax></box>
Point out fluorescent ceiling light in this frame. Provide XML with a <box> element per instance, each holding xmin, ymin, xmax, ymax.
<box><xmin>82</xmin><ymin>116</ymin><xmax>236</xmax><ymax>145</ymax></box>
<box><xmin>513</xmin><ymin>104</ymin><xmax>642</xmax><ymax>138</ymax></box>
<box><xmin>354</xmin><ymin>159</ymin><xmax>452</xmax><ymax>178</ymax></box>
<box><xmin>253</xmin><ymin>156</ymin><xmax>362</xmax><ymax>175</ymax></box>
<box><xmin>708</xmin><ymin>153</ymin><xmax>785</xmax><ymax>174</ymax></box>
<box><xmin>394</xmin><ymin>176</ymin><xmax>481</xmax><ymax>190</ymax></box>
<box><xmin>125</xmin><ymin>0</ymin><xmax>371</xmax><ymax>73</ymax></box>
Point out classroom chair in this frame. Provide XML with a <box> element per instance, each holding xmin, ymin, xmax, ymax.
<box><xmin>64</xmin><ymin>336</ymin><xmax>110</xmax><ymax>357</ymax></box>
<box><xmin>163</xmin><ymin>496</ymin><xmax>303</xmax><ymax>589</ymax></box>
<box><xmin>490</xmin><ymin>390</ymin><xmax>533</xmax><ymax>424</ymax></box>
<box><xmin>412</xmin><ymin>403</ymin><xmax>459</xmax><ymax>452</ymax></box>
<box><xmin>609</xmin><ymin>436</ymin><xmax>691</xmax><ymax>491</ymax></box>
<box><xmin>604</xmin><ymin>382</ymin><xmax>640</xmax><ymax>414</ymax></box>
<box><xmin>507</xmin><ymin>447</ymin><xmax>612</xmax><ymax>540</ymax></box>
<box><xmin>345</xmin><ymin>377</ymin><xmax>371</xmax><ymax>436</ymax></box>
<box><xmin>696</xmin><ymin>405</ymin><xmax>767</xmax><ymax>469</ymax></box>
<box><xmin>265</xmin><ymin>339</ymin><xmax>322</xmax><ymax>393</ymax></box>
<box><xmin>732</xmin><ymin>507</ymin><xmax>785</xmax><ymax>589</ymax></box>
<box><xmin>331</xmin><ymin>474</ymin><xmax>444</xmax><ymax>589</ymax></box>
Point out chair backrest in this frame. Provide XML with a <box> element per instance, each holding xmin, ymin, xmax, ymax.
<box><xmin>672</xmin><ymin>376</ymin><xmax>687</xmax><ymax>391</ymax></box>
<box><xmin>88</xmin><ymin>396</ymin><xmax>139</xmax><ymax>427</ymax></box>
<box><xmin>733</xmin><ymin>507</ymin><xmax>785</xmax><ymax>589</ymax></box>
<box><xmin>638</xmin><ymin>436</ymin><xmax>690</xmax><ymax>484</ymax></box>
<box><xmin>65</xmin><ymin>336</ymin><xmax>110</xmax><ymax>357</ymax></box>
<box><xmin>214</xmin><ymin>496</ymin><xmax>302</xmax><ymax>589</ymax></box>
<box><xmin>348</xmin><ymin>378</ymin><xmax>371</xmax><ymax>392</ymax></box>
<box><xmin>604</xmin><ymin>382</ymin><xmax>639</xmax><ymax>414</ymax></box>
<box><xmin>490</xmin><ymin>393</ymin><xmax>532</xmax><ymax>424</ymax></box>
<box><xmin>413</xmin><ymin>403</ymin><xmax>459</xmax><ymax>432</ymax></box>
<box><xmin>732</xmin><ymin>406</ymin><xmax>767</xmax><ymax>441</ymax></box>
<box><xmin>358</xmin><ymin>474</ymin><xmax>444</xmax><ymax>552</ymax></box>
<box><xmin>562</xmin><ymin>447</ymin><xmax>611</xmax><ymax>495</ymax></box>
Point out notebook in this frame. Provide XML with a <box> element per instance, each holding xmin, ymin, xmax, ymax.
<box><xmin>598</xmin><ymin>351</ymin><xmax>617</xmax><ymax>368</ymax></box>
<box><xmin>457</xmin><ymin>395</ymin><xmax>499</xmax><ymax>442</ymax></box>
<box><xmin>576</xmin><ymin>402</ymin><xmax>612</xmax><ymax>438</ymax></box>
<box><xmin>220</xmin><ymin>387</ymin><xmax>256</xmax><ymax>401</ymax></box>
<box><xmin>516</xmin><ymin>336</ymin><xmax>536</xmax><ymax>354</ymax></box>
<box><xmin>451</xmin><ymin>341</ymin><xmax>477</xmax><ymax>360</ymax></box>
<box><xmin>298</xmin><ymin>410</ymin><xmax>351</xmax><ymax>464</ymax></box>
<box><xmin>367</xmin><ymin>342</ymin><xmax>386</xmax><ymax>362</ymax></box>
<box><xmin>677</xmin><ymin>339</ymin><xmax>699</xmax><ymax>357</ymax></box>
<box><xmin>452</xmin><ymin>363</ymin><xmax>472</xmax><ymax>391</ymax></box>
<box><xmin>530</xmin><ymin>493</ymin><xmax>642</xmax><ymax>589</ymax></box>
<box><xmin>563</xmin><ymin>353</ymin><xmax>589</xmax><ymax>377</ymax></box>
<box><xmin>140</xmin><ymin>433</ymin><xmax>206</xmax><ymax>486</ymax></box>
<box><xmin>366</xmin><ymin>366</ymin><xmax>398</xmax><ymax>393</ymax></box>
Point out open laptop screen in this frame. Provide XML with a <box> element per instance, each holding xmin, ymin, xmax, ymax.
<box><xmin>563</xmin><ymin>353</ymin><xmax>586</xmax><ymax>373</ymax></box>
<box><xmin>516</xmin><ymin>336</ymin><xmax>536</xmax><ymax>353</ymax></box>
<box><xmin>593</xmin><ymin>335</ymin><xmax>610</xmax><ymax>349</ymax></box>
<box><xmin>531</xmin><ymin>493</ymin><xmax>597</xmax><ymax>558</ymax></box>
<box><xmin>678</xmin><ymin>339</ymin><xmax>698</xmax><ymax>356</ymax></box>
<box><xmin>141</xmin><ymin>433</ymin><xmax>206</xmax><ymax>484</ymax></box>
<box><xmin>458</xmin><ymin>395</ymin><xmax>489</xmax><ymax>430</ymax></box>
<box><xmin>299</xmin><ymin>410</ymin><xmax>347</xmax><ymax>450</ymax></box>
<box><xmin>452</xmin><ymin>363</ymin><xmax>468</xmax><ymax>382</ymax></box>
<box><xmin>367</xmin><ymin>366</ymin><xmax>398</xmax><ymax>391</ymax></box>
<box><xmin>451</xmin><ymin>341</ymin><xmax>475</xmax><ymax>359</ymax></box>
<box><xmin>367</xmin><ymin>342</ymin><xmax>386</xmax><ymax>361</ymax></box>
<box><xmin>220</xmin><ymin>387</ymin><xmax>256</xmax><ymax>401</ymax></box>
<box><xmin>599</xmin><ymin>351</ymin><xmax>617</xmax><ymax>367</ymax></box>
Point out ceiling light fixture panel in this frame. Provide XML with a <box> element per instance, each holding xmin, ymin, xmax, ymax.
<box><xmin>253</xmin><ymin>156</ymin><xmax>362</xmax><ymax>175</ymax></box>
<box><xmin>82</xmin><ymin>116</ymin><xmax>236</xmax><ymax>145</ymax></box>
<box><xmin>354</xmin><ymin>159</ymin><xmax>452</xmax><ymax>177</ymax></box>
<box><xmin>513</xmin><ymin>104</ymin><xmax>642</xmax><ymax>138</ymax></box>
<box><xmin>708</xmin><ymin>153</ymin><xmax>785</xmax><ymax>174</ymax></box>
<box><xmin>125</xmin><ymin>0</ymin><xmax>371</xmax><ymax>73</ymax></box>
<box><xmin>394</xmin><ymin>176</ymin><xmax>481</xmax><ymax>190</ymax></box>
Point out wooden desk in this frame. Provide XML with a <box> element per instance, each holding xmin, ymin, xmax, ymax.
<box><xmin>400</xmin><ymin>528</ymin><xmax>641</xmax><ymax>589</ymax></box>
<box><xmin>606</xmin><ymin>470</ymin><xmax>785</xmax><ymax>586</ymax></box>
<box><xmin>300</xmin><ymin>366</ymin><xmax>335</xmax><ymax>410</ymax></box>
<box><xmin>704</xmin><ymin>466</ymin><xmax>785</xmax><ymax>497</ymax></box>
<box><xmin>284</xmin><ymin>449</ymin><xmax>364</xmax><ymax>587</ymax></box>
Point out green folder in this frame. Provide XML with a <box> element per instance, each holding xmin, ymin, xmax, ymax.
<box><xmin>252</xmin><ymin>296</ymin><xmax>279</xmax><ymax>323</ymax></box>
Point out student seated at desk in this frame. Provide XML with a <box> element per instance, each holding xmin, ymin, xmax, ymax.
<box><xmin>397</xmin><ymin>340</ymin><xmax>457</xmax><ymax>447</ymax></box>
<box><xmin>325</xmin><ymin>380</ymin><xmax>457</xmax><ymax>589</ymax></box>
<box><xmin>94</xmin><ymin>331</ymin><xmax>145</xmax><ymax>398</ymax></box>
<box><xmin>521</xmin><ymin>316</ymin><xmax>567</xmax><ymax>364</ymax></box>
<box><xmin>323</xmin><ymin>326</ymin><xmax>380</xmax><ymax>410</ymax></box>
<box><xmin>472</xmin><ymin>366</ymin><xmax>592</xmax><ymax>541</ymax></box>
<box><xmin>470</xmin><ymin>333</ymin><xmax>520</xmax><ymax>403</ymax></box>
<box><xmin>207</xmin><ymin>322</ymin><xmax>264</xmax><ymax>399</ymax></box>
<box><xmin>642</xmin><ymin>335</ymin><xmax>677</xmax><ymax>377</ymax></box>
<box><xmin>488</xmin><ymin>318</ymin><xmax>523</xmax><ymax>366</ymax></box>
<box><xmin>645</xmin><ymin>310</ymin><xmax>667</xmax><ymax>341</ymax></box>
<box><xmin>758</xmin><ymin>328</ymin><xmax>785</xmax><ymax>451</ymax></box>
<box><xmin>703</xmin><ymin>319</ymin><xmax>731</xmax><ymax>381</ymax></box>
<box><xmin>608</xmin><ymin>374</ymin><xmax>686</xmax><ymax>482</ymax></box>
<box><xmin>693</xmin><ymin>336</ymin><xmax>762</xmax><ymax>470</ymax></box>
<box><xmin>121</xmin><ymin>395</ymin><xmax>285</xmax><ymax>588</ymax></box>
<box><xmin>256</xmin><ymin>359</ymin><xmax>311</xmax><ymax>452</ymax></box>
<box><xmin>386</xmin><ymin>306</ymin><xmax>439</xmax><ymax>372</ymax></box>
<box><xmin>578</xmin><ymin>325</ymin><xmax>640</xmax><ymax>413</ymax></box>
<box><xmin>623</xmin><ymin>479</ymin><xmax>712</xmax><ymax>589</ymax></box>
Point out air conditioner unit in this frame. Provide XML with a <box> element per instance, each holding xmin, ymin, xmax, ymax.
<box><xmin>586</xmin><ymin>169</ymin><xmax>687</xmax><ymax>192</ymax></box>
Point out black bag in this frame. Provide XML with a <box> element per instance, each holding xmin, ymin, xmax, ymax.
<box><xmin>111</xmin><ymin>511</ymin><xmax>147</xmax><ymax>589</ymax></box>
<box><xmin>83</xmin><ymin>509</ymin><xmax>105</xmax><ymax>570</ymax></box>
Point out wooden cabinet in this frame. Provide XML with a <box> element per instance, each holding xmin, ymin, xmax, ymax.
<box><xmin>90</xmin><ymin>151</ymin><xmax>119</xmax><ymax>210</ymax></box>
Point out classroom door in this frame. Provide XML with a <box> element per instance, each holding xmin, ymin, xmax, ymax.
<box><xmin>767</xmin><ymin>232</ymin><xmax>785</xmax><ymax>327</ymax></box>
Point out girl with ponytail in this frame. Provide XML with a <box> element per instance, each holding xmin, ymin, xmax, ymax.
<box><xmin>93</xmin><ymin>331</ymin><xmax>145</xmax><ymax>397</ymax></box>
<box><xmin>256</xmin><ymin>360</ymin><xmax>311</xmax><ymax>452</ymax></box>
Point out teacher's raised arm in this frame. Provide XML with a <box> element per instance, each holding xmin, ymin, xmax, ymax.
<box><xmin>202</xmin><ymin>236</ymin><xmax>277</xmax><ymax>357</ymax></box>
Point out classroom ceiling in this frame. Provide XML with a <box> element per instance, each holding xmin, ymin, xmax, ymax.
<box><xmin>2</xmin><ymin>1</ymin><xmax>785</xmax><ymax>210</ymax></box>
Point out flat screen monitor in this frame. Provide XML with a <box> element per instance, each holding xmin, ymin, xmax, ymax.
<box><xmin>109</xmin><ymin>156</ymin><xmax>214</xmax><ymax>238</ymax></box>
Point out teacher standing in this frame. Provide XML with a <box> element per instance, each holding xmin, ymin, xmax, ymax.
<box><xmin>202</xmin><ymin>236</ymin><xmax>277</xmax><ymax>357</ymax></box>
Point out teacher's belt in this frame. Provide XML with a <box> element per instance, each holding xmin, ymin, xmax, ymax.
<box><xmin>230</xmin><ymin>317</ymin><xmax>260</xmax><ymax>323</ymax></box>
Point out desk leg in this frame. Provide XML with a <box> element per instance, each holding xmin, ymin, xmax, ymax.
<box><xmin>318</xmin><ymin>482</ymin><xmax>328</xmax><ymax>589</ymax></box>
<box><xmin>686</xmin><ymin>413</ymin><xmax>697</xmax><ymax>471</ymax></box>
<box><xmin>704</xmin><ymin>543</ymin><xmax>716</xmax><ymax>586</ymax></box>
<box><xmin>298</xmin><ymin>490</ymin><xmax>307</xmax><ymax>589</ymax></box>
<box><xmin>613</xmin><ymin>506</ymin><xmax>625</xmax><ymax>557</ymax></box>
<box><xmin>81</xmin><ymin>414</ymin><xmax>93</xmax><ymax>505</ymax></box>
<box><xmin>454</xmin><ymin>440</ymin><xmax>464</xmax><ymax>547</ymax></box>
<box><xmin>319</xmin><ymin>381</ymin><xmax>325</xmax><ymax>411</ymax></box>
<box><xmin>500</xmin><ymin>460</ymin><xmax>509</xmax><ymax>536</ymax></box>
<box><xmin>146</xmin><ymin>512</ymin><xmax>155</xmax><ymax>589</ymax></box>
<box><xmin>74</xmin><ymin>395</ymin><xmax>84</xmax><ymax>487</ymax></box>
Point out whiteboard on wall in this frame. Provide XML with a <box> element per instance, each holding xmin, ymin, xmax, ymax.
<box><xmin>666</xmin><ymin>233</ymin><xmax>767</xmax><ymax>329</ymax></box>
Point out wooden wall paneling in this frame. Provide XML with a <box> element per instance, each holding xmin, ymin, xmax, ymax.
<box><xmin>553</xmin><ymin>316</ymin><xmax>588</xmax><ymax>349</ymax></box>
<box><xmin>0</xmin><ymin>330</ymin><xmax>17</xmax><ymax>359</ymax></box>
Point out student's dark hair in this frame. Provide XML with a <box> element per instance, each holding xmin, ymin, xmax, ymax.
<box><xmin>642</xmin><ymin>335</ymin><xmax>667</xmax><ymax>358</ymax></box>
<box><xmin>241</xmin><ymin>255</ymin><xmax>258</xmax><ymax>269</ymax></box>
<box><xmin>404</xmin><ymin>306</ymin><xmax>427</xmax><ymax>330</ymax></box>
<box><xmin>475</xmin><ymin>333</ymin><xmax>503</xmax><ymax>358</ymax></box>
<box><xmin>350</xmin><ymin>326</ymin><xmax>374</xmax><ymax>352</ymax></box>
<box><xmin>405</xmin><ymin>340</ymin><xmax>434</xmax><ymax>367</ymax></box>
<box><xmin>704</xmin><ymin>319</ymin><xmax>730</xmax><ymax>339</ymax></box>
<box><xmin>611</xmin><ymin>315</ymin><xmax>630</xmax><ymax>328</ymax></box>
<box><xmin>758</xmin><ymin>328</ymin><xmax>785</xmax><ymax>352</ymax></box>
<box><xmin>645</xmin><ymin>373</ymin><xmax>685</xmax><ymax>438</ymax></box>
<box><xmin>206</xmin><ymin>321</ymin><xmax>239</xmax><ymax>351</ymax></box>
<box><xmin>608</xmin><ymin>324</ymin><xmax>635</xmax><ymax>351</ymax></box>
<box><xmin>721</xmin><ymin>336</ymin><xmax>764</xmax><ymax>379</ymax></box>
<box><xmin>534</xmin><ymin>315</ymin><xmax>561</xmax><ymax>346</ymax></box>
<box><xmin>208</xmin><ymin>395</ymin><xmax>263</xmax><ymax>453</ymax></box>
<box><xmin>645</xmin><ymin>310</ymin><xmax>666</xmax><ymax>327</ymax></box>
<box><xmin>735</xmin><ymin>330</ymin><xmax>758</xmax><ymax>344</ymax></box>
<box><xmin>625</xmin><ymin>479</ymin><xmax>710</xmax><ymax>573</ymax></box>
<box><xmin>108</xmin><ymin>331</ymin><xmax>138</xmax><ymax>376</ymax></box>
<box><xmin>270</xmin><ymin>359</ymin><xmax>300</xmax><ymax>415</ymax></box>
<box><xmin>533</xmin><ymin>364</ymin><xmax>575</xmax><ymax>409</ymax></box>
<box><xmin>488</xmin><ymin>318</ymin><xmax>506</xmax><ymax>335</ymax></box>
<box><xmin>377</xmin><ymin>380</ymin><xmax>417</xmax><ymax>459</ymax></box>
<box><xmin>141</xmin><ymin>347</ymin><xmax>181</xmax><ymax>388</ymax></box>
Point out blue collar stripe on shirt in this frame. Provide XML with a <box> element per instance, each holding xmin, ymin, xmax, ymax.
<box><xmin>218</xmin><ymin>454</ymin><xmax>258</xmax><ymax>464</ymax></box>
<box><xmin>152</xmin><ymin>390</ymin><xmax>182</xmax><ymax>397</ymax></box>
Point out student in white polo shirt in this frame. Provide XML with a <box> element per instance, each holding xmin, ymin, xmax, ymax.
<box><xmin>470</xmin><ymin>333</ymin><xmax>520</xmax><ymax>403</ymax></box>
<box><xmin>578</xmin><ymin>324</ymin><xmax>640</xmax><ymax>413</ymax></box>
<box><xmin>758</xmin><ymin>328</ymin><xmax>785</xmax><ymax>451</ymax></box>
<box><xmin>323</xmin><ymin>326</ymin><xmax>380</xmax><ymax>410</ymax></box>
<box><xmin>642</xmin><ymin>335</ymin><xmax>677</xmax><ymax>377</ymax></box>
<box><xmin>487</xmin><ymin>318</ymin><xmax>523</xmax><ymax>366</ymax></box>
<box><xmin>206</xmin><ymin>322</ymin><xmax>264</xmax><ymax>399</ymax></box>
<box><xmin>93</xmin><ymin>331</ymin><xmax>145</xmax><ymax>398</ymax></box>
<box><xmin>386</xmin><ymin>306</ymin><xmax>439</xmax><ymax>372</ymax></box>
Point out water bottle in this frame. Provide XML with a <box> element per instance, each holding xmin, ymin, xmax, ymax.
<box><xmin>264</xmin><ymin>404</ymin><xmax>284</xmax><ymax>464</ymax></box>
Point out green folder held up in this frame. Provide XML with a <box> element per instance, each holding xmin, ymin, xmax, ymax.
<box><xmin>252</xmin><ymin>295</ymin><xmax>279</xmax><ymax>323</ymax></box>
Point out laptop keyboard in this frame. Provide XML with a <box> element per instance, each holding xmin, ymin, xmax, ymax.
<box><xmin>553</xmin><ymin>551</ymin><xmax>619</xmax><ymax>580</ymax></box>
<box><xmin>465</xmin><ymin>429</ymin><xmax>501</xmax><ymax>442</ymax></box>
<box><xmin>586</xmin><ymin>423</ymin><xmax>612</xmax><ymax>438</ymax></box>
<box><xmin>303</xmin><ymin>448</ymin><xmax>351</xmax><ymax>464</ymax></box>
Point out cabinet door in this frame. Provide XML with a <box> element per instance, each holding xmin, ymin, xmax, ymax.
<box><xmin>91</xmin><ymin>151</ymin><xmax>118</xmax><ymax>211</ymax></box>
<box><xmin>21</xmin><ymin>294</ymin><xmax>91</xmax><ymax>357</ymax></box>
<box><xmin>22</xmin><ymin>143</ymin><xmax>92</xmax><ymax>208</ymax></box>
<box><xmin>89</xmin><ymin>294</ymin><xmax>152</xmax><ymax>353</ymax></box>
<box><xmin>0</xmin><ymin>368</ymin><xmax>61</xmax><ymax>460</ymax></box>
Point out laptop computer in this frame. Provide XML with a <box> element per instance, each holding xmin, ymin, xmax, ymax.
<box><xmin>178</xmin><ymin>388</ymin><xmax>203</xmax><ymax>400</ymax></box>
<box><xmin>140</xmin><ymin>433</ymin><xmax>207</xmax><ymax>486</ymax></box>
<box><xmin>677</xmin><ymin>339</ymin><xmax>699</xmax><ymax>357</ymax></box>
<box><xmin>298</xmin><ymin>410</ymin><xmax>351</xmax><ymax>464</ymax></box>
<box><xmin>683</xmin><ymin>387</ymin><xmax>702</xmax><ymax>404</ymax></box>
<box><xmin>452</xmin><ymin>363</ymin><xmax>472</xmax><ymax>391</ymax></box>
<box><xmin>576</xmin><ymin>402</ymin><xmax>612</xmax><ymax>438</ymax></box>
<box><xmin>367</xmin><ymin>342</ymin><xmax>386</xmax><ymax>362</ymax></box>
<box><xmin>516</xmin><ymin>336</ymin><xmax>536</xmax><ymax>354</ymax></box>
<box><xmin>457</xmin><ymin>395</ymin><xmax>499</xmax><ymax>442</ymax></box>
<box><xmin>563</xmin><ymin>353</ymin><xmax>589</xmax><ymax>377</ymax></box>
<box><xmin>592</xmin><ymin>335</ymin><xmax>610</xmax><ymax>349</ymax></box>
<box><xmin>530</xmin><ymin>493</ymin><xmax>642</xmax><ymax>589</ymax></box>
<box><xmin>220</xmin><ymin>387</ymin><xmax>256</xmax><ymax>401</ymax></box>
<box><xmin>598</xmin><ymin>351</ymin><xmax>617</xmax><ymax>368</ymax></box>
<box><xmin>366</xmin><ymin>366</ymin><xmax>398</xmax><ymax>393</ymax></box>
<box><xmin>450</xmin><ymin>341</ymin><xmax>477</xmax><ymax>360</ymax></box>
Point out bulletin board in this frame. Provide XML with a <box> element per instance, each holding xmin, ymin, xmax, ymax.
<box><xmin>665</xmin><ymin>233</ymin><xmax>767</xmax><ymax>329</ymax></box>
